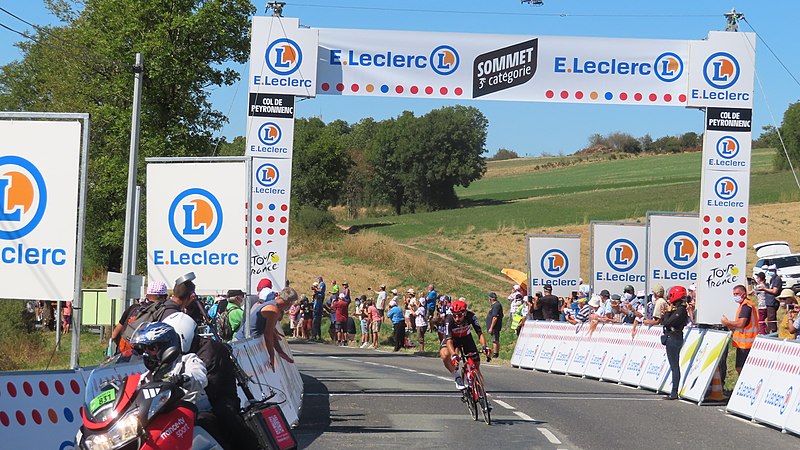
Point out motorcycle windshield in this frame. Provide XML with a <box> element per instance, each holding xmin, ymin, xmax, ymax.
<box><xmin>83</xmin><ymin>354</ymin><xmax>131</xmax><ymax>423</ymax></box>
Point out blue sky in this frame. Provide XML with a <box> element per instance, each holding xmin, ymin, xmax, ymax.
<box><xmin>1</xmin><ymin>1</ymin><xmax>797</xmax><ymax>156</ymax></box>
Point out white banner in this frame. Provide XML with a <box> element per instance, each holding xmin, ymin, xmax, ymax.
<box><xmin>686</xmin><ymin>31</ymin><xmax>755</xmax><ymax>109</ymax></box>
<box><xmin>249</xmin><ymin>157</ymin><xmax>293</xmax><ymax>292</ymax></box>
<box><xmin>584</xmin><ymin>323</ymin><xmax>612</xmax><ymax>379</ymax></box>
<box><xmin>511</xmin><ymin>320</ymin><xmax>536</xmax><ymax>367</ymax></box>
<box><xmin>249</xmin><ymin>17</ymin><xmax>318</xmax><ymax>97</ymax></box>
<box><xmin>660</xmin><ymin>328</ymin><xmax>704</xmax><ymax>394</ymax></box>
<box><xmin>591</xmin><ymin>222</ymin><xmax>647</xmax><ymax>295</ymax></box>
<box><xmin>566</xmin><ymin>322</ymin><xmax>601</xmax><ymax>376</ymax></box>
<box><xmin>599</xmin><ymin>324</ymin><xmax>636</xmax><ymax>383</ymax></box>
<box><xmin>518</xmin><ymin>321</ymin><xmax>551</xmax><ymax>370</ymax></box>
<box><xmin>146</xmin><ymin>162</ymin><xmax>247</xmax><ymax>293</ymax></box>
<box><xmin>0</xmin><ymin>121</ymin><xmax>81</xmax><ymax>300</ymax></box>
<box><xmin>679</xmin><ymin>330</ymin><xmax>730</xmax><ymax>402</ymax></box>
<box><xmin>550</xmin><ymin>323</ymin><xmax>584</xmax><ymax>374</ymax></box>
<box><xmin>646</xmin><ymin>213</ymin><xmax>699</xmax><ymax>293</ymax></box>
<box><xmin>779</xmin><ymin>341</ymin><xmax>800</xmax><ymax>435</ymax></box>
<box><xmin>527</xmin><ymin>234</ymin><xmax>581</xmax><ymax>297</ymax></box>
<box><xmin>728</xmin><ymin>337</ymin><xmax>781</xmax><ymax>419</ymax></box>
<box><xmin>534</xmin><ymin>322</ymin><xmax>572</xmax><ymax>371</ymax></box>
<box><xmin>752</xmin><ymin>340</ymin><xmax>800</xmax><ymax>430</ymax></box>
<box><xmin>619</xmin><ymin>325</ymin><xmax>663</xmax><ymax>386</ymax></box>
<box><xmin>639</xmin><ymin>339</ymin><xmax>671</xmax><ymax>392</ymax></box>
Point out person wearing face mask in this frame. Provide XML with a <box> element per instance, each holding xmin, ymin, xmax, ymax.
<box><xmin>761</xmin><ymin>264</ymin><xmax>782</xmax><ymax>334</ymax></box>
<box><xmin>721</xmin><ymin>284</ymin><xmax>759</xmax><ymax>374</ymax></box>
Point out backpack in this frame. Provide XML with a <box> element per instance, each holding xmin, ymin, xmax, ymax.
<box><xmin>215</xmin><ymin>301</ymin><xmax>242</xmax><ymax>341</ymax></box>
<box><xmin>118</xmin><ymin>298</ymin><xmax>170</xmax><ymax>354</ymax></box>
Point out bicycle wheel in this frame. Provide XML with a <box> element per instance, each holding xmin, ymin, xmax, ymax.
<box><xmin>463</xmin><ymin>372</ymin><xmax>478</xmax><ymax>420</ymax></box>
<box><xmin>473</xmin><ymin>373</ymin><xmax>491</xmax><ymax>425</ymax></box>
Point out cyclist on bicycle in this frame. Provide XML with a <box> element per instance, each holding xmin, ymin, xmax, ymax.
<box><xmin>440</xmin><ymin>298</ymin><xmax>490</xmax><ymax>390</ymax></box>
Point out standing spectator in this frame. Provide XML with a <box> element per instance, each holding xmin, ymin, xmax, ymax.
<box><xmin>367</xmin><ymin>298</ymin><xmax>381</xmax><ymax>348</ymax></box>
<box><xmin>596</xmin><ymin>289</ymin><xmax>613</xmax><ymax>321</ymax></box>
<box><xmin>509</xmin><ymin>293</ymin><xmax>525</xmax><ymax>332</ymax></box>
<box><xmin>721</xmin><ymin>284</ymin><xmax>759</xmax><ymax>373</ymax></box>
<box><xmin>661</xmin><ymin>286</ymin><xmax>689</xmax><ymax>400</ymax></box>
<box><xmin>486</xmin><ymin>292</ymin><xmax>503</xmax><ymax>358</ymax></box>
<box><xmin>574</xmin><ymin>295</ymin><xmax>601</xmax><ymax>324</ymax></box>
<box><xmin>760</xmin><ymin>265</ymin><xmax>782</xmax><ymax>334</ymax></box>
<box><xmin>426</xmin><ymin>284</ymin><xmax>438</xmax><ymax>331</ymax></box>
<box><xmin>356</xmin><ymin>295</ymin><xmax>370</xmax><ymax>348</ymax></box>
<box><xmin>387</xmin><ymin>300</ymin><xmax>405</xmax><ymax>352</ymax></box>
<box><xmin>214</xmin><ymin>289</ymin><xmax>244</xmax><ymax>342</ymax></box>
<box><xmin>333</xmin><ymin>293</ymin><xmax>349</xmax><ymax>346</ymax></box>
<box><xmin>390</xmin><ymin>288</ymin><xmax>400</xmax><ymax>309</ymax></box>
<box><xmin>786</xmin><ymin>291</ymin><xmax>800</xmax><ymax>339</ymax></box>
<box><xmin>330</xmin><ymin>279</ymin><xmax>340</xmax><ymax>297</ymax></box>
<box><xmin>375</xmin><ymin>284</ymin><xmax>388</xmax><ymax>322</ymax></box>
<box><xmin>311</xmin><ymin>292</ymin><xmax>324</xmax><ymax>340</ymax></box>
<box><xmin>530</xmin><ymin>292</ymin><xmax>545</xmax><ymax>320</ymax></box>
<box><xmin>288</xmin><ymin>301</ymin><xmax>300</xmax><ymax>338</ymax></box>
<box><xmin>62</xmin><ymin>300</ymin><xmax>73</xmax><ymax>335</ymax></box>
<box><xmin>342</xmin><ymin>281</ymin><xmax>352</xmax><ymax>303</ymax></box>
<box><xmin>753</xmin><ymin>272</ymin><xmax>768</xmax><ymax>334</ymax></box>
<box><xmin>112</xmin><ymin>281</ymin><xmax>167</xmax><ymax>353</ymax></box>
<box><xmin>318</xmin><ymin>276</ymin><xmax>327</xmax><ymax>299</ymax></box>
<box><xmin>405</xmin><ymin>299</ymin><xmax>416</xmax><ymax>333</ymax></box>
<box><xmin>301</xmin><ymin>296</ymin><xmax>313</xmax><ymax>339</ymax></box>
<box><xmin>538</xmin><ymin>284</ymin><xmax>560</xmax><ymax>321</ymax></box>
<box><xmin>644</xmin><ymin>284</ymin><xmax>667</xmax><ymax>326</ymax></box>
<box><xmin>415</xmin><ymin>300</ymin><xmax>428</xmax><ymax>352</ymax></box>
<box><xmin>325</xmin><ymin>294</ymin><xmax>337</xmax><ymax>342</ymax></box>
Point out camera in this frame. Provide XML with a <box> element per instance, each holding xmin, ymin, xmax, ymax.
<box><xmin>789</xmin><ymin>304</ymin><xmax>796</xmax><ymax>311</ymax></box>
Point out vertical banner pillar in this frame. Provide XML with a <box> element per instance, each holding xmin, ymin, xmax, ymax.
<box><xmin>526</xmin><ymin>234</ymin><xmax>581</xmax><ymax>298</ymax></box>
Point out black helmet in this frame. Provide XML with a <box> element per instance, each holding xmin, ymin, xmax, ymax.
<box><xmin>130</xmin><ymin>322</ymin><xmax>181</xmax><ymax>378</ymax></box>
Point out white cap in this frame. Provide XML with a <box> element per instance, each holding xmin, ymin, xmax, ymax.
<box><xmin>768</xmin><ymin>264</ymin><xmax>778</xmax><ymax>270</ymax></box>
<box><xmin>588</xmin><ymin>294</ymin><xmax>601</xmax><ymax>308</ymax></box>
<box><xmin>513</xmin><ymin>284</ymin><xmax>521</xmax><ymax>290</ymax></box>
<box><xmin>389</xmin><ymin>300</ymin><xmax>397</xmax><ymax>307</ymax></box>
<box><xmin>688</xmin><ymin>283</ymin><xmax>697</xmax><ymax>291</ymax></box>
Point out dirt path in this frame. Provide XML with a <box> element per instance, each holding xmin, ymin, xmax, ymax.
<box><xmin>397</xmin><ymin>242</ymin><xmax>511</xmax><ymax>285</ymax></box>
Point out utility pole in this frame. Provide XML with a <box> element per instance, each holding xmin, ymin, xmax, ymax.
<box><xmin>724</xmin><ymin>8</ymin><xmax>744</xmax><ymax>32</ymax></box>
<box><xmin>267</xmin><ymin>1</ymin><xmax>285</xmax><ymax>16</ymax></box>
<box><xmin>121</xmin><ymin>53</ymin><xmax>144</xmax><ymax>310</ymax></box>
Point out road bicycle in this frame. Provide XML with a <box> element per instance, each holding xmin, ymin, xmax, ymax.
<box><xmin>458</xmin><ymin>350</ymin><xmax>492</xmax><ymax>425</ymax></box>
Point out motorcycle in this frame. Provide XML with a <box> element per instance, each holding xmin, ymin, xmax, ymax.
<box><xmin>75</xmin><ymin>355</ymin><xmax>223</xmax><ymax>450</ymax></box>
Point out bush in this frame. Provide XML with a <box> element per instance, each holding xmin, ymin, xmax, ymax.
<box><xmin>489</xmin><ymin>148</ymin><xmax>519</xmax><ymax>161</ymax></box>
<box><xmin>0</xmin><ymin>300</ymin><xmax>44</xmax><ymax>371</ymax></box>
<box><xmin>292</xmin><ymin>206</ymin><xmax>339</xmax><ymax>237</ymax></box>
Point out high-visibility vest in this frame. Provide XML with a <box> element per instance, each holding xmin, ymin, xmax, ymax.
<box><xmin>731</xmin><ymin>299</ymin><xmax>759</xmax><ymax>349</ymax></box>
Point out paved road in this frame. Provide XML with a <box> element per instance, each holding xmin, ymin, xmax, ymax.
<box><xmin>290</xmin><ymin>340</ymin><xmax>798</xmax><ymax>449</ymax></box>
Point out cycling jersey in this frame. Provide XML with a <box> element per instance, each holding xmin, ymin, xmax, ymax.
<box><xmin>443</xmin><ymin>310</ymin><xmax>483</xmax><ymax>340</ymax></box>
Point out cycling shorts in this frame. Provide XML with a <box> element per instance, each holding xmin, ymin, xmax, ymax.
<box><xmin>442</xmin><ymin>334</ymin><xmax>478</xmax><ymax>356</ymax></box>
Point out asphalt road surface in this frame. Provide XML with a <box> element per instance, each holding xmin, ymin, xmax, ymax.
<box><xmin>288</xmin><ymin>340</ymin><xmax>800</xmax><ymax>449</ymax></box>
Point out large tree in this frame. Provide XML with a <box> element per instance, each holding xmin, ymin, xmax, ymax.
<box><xmin>0</xmin><ymin>0</ymin><xmax>255</xmax><ymax>270</ymax></box>
<box><xmin>774</xmin><ymin>101</ymin><xmax>800</xmax><ymax>170</ymax></box>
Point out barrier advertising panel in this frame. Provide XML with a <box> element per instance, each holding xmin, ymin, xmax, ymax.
<box><xmin>639</xmin><ymin>337</ymin><xmax>671</xmax><ymax>392</ymax></box>
<box><xmin>591</xmin><ymin>222</ymin><xmax>647</xmax><ymax>295</ymax></box>
<box><xmin>660</xmin><ymin>327</ymin><xmax>703</xmax><ymax>394</ymax></box>
<box><xmin>599</xmin><ymin>324</ymin><xmax>636</xmax><ymax>382</ymax></box>
<box><xmin>619</xmin><ymin>325</ymin><xmax>664</xmax><ymax>387</ymax></box>
<box><xmin>511</xmin><ymin>320</ymin><xmax>535</xmax><ymax>367</ymax></box>
<box><xmin>583</xmin><ymin>323</ymin><xmax>612</xmax><ymax>379</ymax></box>
<box><xmin>646</xmin><ymin>213</ymin><xmax>700</xmax><ymax>294</ymax></box>
<box><xmin>249</xmin><ymin>157</ymin><xmax>293</xmax><ymax>292</ymax></box>
<box><xmin>679</xmin><ymin>329</ymin><xmax>730</xmax><ymax>402</ymax></box>
<box><xmin>779</xmin><ymin>341</ymin><xmax>800</xmax><ymax>436</ymax></box>
<box><xmin>751</xmin><ymin>339</ymin><xmax>800</xmax><ymax>430</ymax></box>
<box><xmin>249</xmin><ymin>17</ymin><xmax>318</xmax><ymax>98</ymax></box>
<box><xmin>727</xmin><ymin>337</ymin><xmax>777</xmax><ymax>419</ymax></box>
<box><xmin>0</xmin><ymin>120</ymin><xmax>81</xmax><ymax>300</ymax></box>
<box><xmin>550</xmin><ymin>323</ymin><xmax>584</xmax><ymax>374</ymax></box>
<box><xmin>518</xmin><ymin>321</ymin><xmax>551</xmax><ymax>370</ymax></box>
<box><xmin>534</xmin><ymin>322</ymin><xmax>572</xmax><ymax>372</ymax></box>
<box><xmin>146</xmin><ymin>162</ymin><xmax>247</xmax><ymax>293</ymax></box>
<box><xmin>566</xmin><ymin>322</ymin><xmax>600</xmax><ymax>376</ymax></box>
<box><xmin>527</xmin><ymin>234</ymin><xmax>581</xmax><ymax>297</ymax></box>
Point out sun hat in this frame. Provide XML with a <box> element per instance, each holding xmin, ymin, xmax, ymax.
<box><xmin>513</xmin><ymin>284</ymin><xmax>521</xmax><ymax>290</ymax></box>
<box><xmin>227</xmin><ymin>289</ymin><xmax>245</xmax><ymax>298</ymax></box>
<box><xmin>312</xmin><ymin>281</ymin><xmax>318</xmax><ymax>287</ymax></box>
<box><xmin>391</xmin><ymin>288</ymin><xmax>398</xmax><ymax>294</ymax></box>
<box><xmin>147</xmin><ymin>281</ymin><xmax>168</xmax><ymax>296</ymax></box>
<box><xmin>588</xmin><ymin>295</ymin><xmax>601</xmax><ymax>308</ymax></box>
<box><xmin>543</xmin><ymin>284</ymin><xmax>553</xmax><ymax>291</ymax></box>
<box><xmin>611</xmin><ymin>294</ymin><xmax>621</xmax><ymax>301</ymax></box>
<box><xmin>778</xmin><ymin>288</ymin><xmax>796</xmax><ymax>299</ymax></box>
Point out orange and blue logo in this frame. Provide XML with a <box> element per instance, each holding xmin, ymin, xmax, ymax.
<box><xmin>715</xmin><ymin>135</ymin><xmax>740</xmax><ymax>159</ymax></box>
<box><xmin>703</xmin><ymin>52</ymin><xmax>740</xmax><ymax>89</ymax></box>
<box><xmin>540</xmin><ymin>249</ymin><xmax>568</xmax><ymax>277</ymax></box>
<box><xmin>257</xmin><ymin>122</ymin><xmax>282</xmax><ymax>146</ymax></box>
<box><xmin>256</xmin><ymin>163</ymin><xmax>279</xmax><ymax>188</ymax></box>
<box><xmin>606</xmin><ymin>238</ymin><xmax>638</xmax><ymax>272</ymax></box>
<box><xmin>664</xmin><ymin>231</ymin><xmax>698</xmax><ymax>270</ymax></box>
<box><xmin>0</xmin><ymin>156</ymin><xmax>46</xmax><ymax>240</ymax></box>
<box><xmin>168</xmin><ymin>188</ymin><xmax>223</xmax><ymax>248</ymax></box>
<box><xmin>714</xmin><ymin>176</ymin><xmax>738</xmax><ymax>200</ymax></box>
<box><xmin>654</xmin><ymin>52</ymin><xmax>683</xmax><ymax>82</ymax></box>
<box><xmin>430</xmin><ymin>45</ymin><xmax>459</xmax><ymax>75</ymax></box>
<box><xmin>266</xmin><ymin>38</ymin><xmax>302</xmax><ymax>76</ymax></box>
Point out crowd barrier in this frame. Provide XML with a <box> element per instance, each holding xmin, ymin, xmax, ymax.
<box><xmin>510</xmin><ymin>320</ymin><xmax>730</xmax><ymax>404</ymax></box>
<box><xmin>0</xmin><ymin>326</ymin><xmax>304</xmax><ymax>450</ymax></box>
<box><xmin>727</xmin><ymin>336</ymin><xmax>800</xmax><ymax>434</ymax></box>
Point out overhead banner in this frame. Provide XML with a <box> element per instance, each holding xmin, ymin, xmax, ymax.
<box><xmin>249</xmin><ymin>157</ymin><xmax>292</xmax><ymax>292</ymax></box>
<box><xmin>646</xmin><ymin>213</ymin><xmax>699</xmax><ymax>294</ymax></box>
<box><xmin>527</xmin><ymin>234</ymin><xmax>581</xmax><ymax>297</ymax></box>
<box><xmin>591</xmin><ymin>222</ymin><xmax>647</xmax><ymax>295</ymax></box>
<box><xmin>696</xmin><ymin>106</ymin><xmax>752</xmax><ymax>324</ymax></box>
<box><xmin>146</xmin><ymin>162</ymin><xmax>247</xmax><ymax>294</ymax></box>
<box><xmin>686</xmin><ymin>31</ymin><xmax>755</xmax><ymax>109</ymax></box>
<box><xmin>0</xmin><ymin>120</ymin><xmax>81</xmax><ymax>300</ymax></box>
<box><xmin>249</xmin><ymin>17</ymin><xmax>318</xmax><ymax>98</ymax></box>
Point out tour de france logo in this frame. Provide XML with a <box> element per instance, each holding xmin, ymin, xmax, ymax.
<box><xmin>266</xmin><ymin>38</ymin><xmax>302</xmax><ymax>76</ymax></box>
<box><xmin>703</xmin><ymin>52</ymin><xmax>740</xmax><ymax>89</ymax></box>
<box><xmin>168</xmin><ymin>188</ymin><xmax>223</xmax><ymax>248</ymax></box>
<box><xmin>0</xmin><ymin>155</ymin><xmax>47</xmax><ymax>240</ymax></box>
<box><xmin>540</xmin><ymin>248</ymin><xmax>568</xmax><ymax>278</ymax></box>
<box><xmin>606</xmin><ymin>238</ymin><xmax>638</xmax><ymax>272</ymax></box>
<box><xmin>663</xmin><ymin>231</ymin><xmax>698</xmax><ymax>270</ymax></box>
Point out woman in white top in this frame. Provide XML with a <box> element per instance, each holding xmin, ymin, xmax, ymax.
<box><xmin>415</xmin><ymin>301</ymin><xmax>428</xmax><ymax>352</ymax></box>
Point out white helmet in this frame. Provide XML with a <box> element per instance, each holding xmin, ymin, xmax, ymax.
<box><xmin>162</xmin><ymin>312</ymin><xmax>197</xmax><ymax>354</ymax></box>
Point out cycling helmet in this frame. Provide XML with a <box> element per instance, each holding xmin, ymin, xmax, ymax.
<box><xmin>130</xmin><ymin>322</ymin><xmax>181</xmax><ymax>376</ymax></box>
<box><xmin>667</xmin><ymin>285</ymin><xmax>688</xmax><ymax>304</ymax></box>
<box><xmin>162</xmin><ymin>312</ymin><xmax>197</xmax><ymax>354</ymax></box>
<box><xmin>450</xmin><ymin>299</ymin><xmax>467</xmax><ymax>314</ymax></box>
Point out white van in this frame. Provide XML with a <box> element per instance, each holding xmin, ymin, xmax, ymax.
<box><xmin>752</xmin><ymin>241</ymin><xmax>800</xmax><ymax>293</ymax></box>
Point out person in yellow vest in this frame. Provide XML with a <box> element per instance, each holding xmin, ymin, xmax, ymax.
<box><xmin>720</xmin><ymin>284</ymin><xmax>759</xmax><ymax>374</ymax></box>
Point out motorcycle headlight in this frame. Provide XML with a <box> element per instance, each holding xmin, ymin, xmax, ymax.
<box><xmin>84</xmin><ymin>407</ymin><xmax>139</xmax><ymax>450</ymax></box>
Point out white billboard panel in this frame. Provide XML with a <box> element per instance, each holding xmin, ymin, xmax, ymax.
<box><xmin>679</xmin><ymin>330</ymin><xmax>730</xmax><ymax>402</ymax></box>
<box><xmin>686</xmin><ymin>32</ymin><xmax>755</xmax><ymax>109</ymax></box>
<box><xmin>727</xmin><ymin>337</ymin><xmax>780</xmax><ymax>419</ymax></box>
<box><xmin>646</xmin><ymin>213</ymin><xmax>699</xmax><ymax>293</ymax></box>
<box><xmin>591</xmin><ymin>222</ymin><xmax>647</xmax><ymax>295</ymax></box>
<box><xmin>249</xmin><ymin>157</ymin><xmax>292</xmax><ymax>292</ymax></box>
<box><xmin>0</xmin><ymin>121</ymin><xmax>81</xmax><ymax>300</ymax></box>
<box><xmin>249</xmin><ymin>17</ymin><xmax>318</xmax><ymax>97</ymax></box>
<box><xmin>146</xmin><ymin>162</ymin><xmax>247</xmax><ymax>293</ymax></box>
<box><xmin>245</xmin><ymin>114</ymin><xmax>295</xmax><ymax>159</ymax></box>
<box><xmin>527</xmin><ymin>235</ymin><xmax>581</xmax><ymax>297</ymax></box>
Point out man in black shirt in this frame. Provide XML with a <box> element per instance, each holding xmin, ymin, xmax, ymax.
<box><xmin>486</xmin><ymin>292</ymin><xmax>503</xmax><ymax>358</ymax></box>
<box><xmin>538</xmin><ymin>284</ymin><xmax>560</xmax><ymax>321</ymax></box>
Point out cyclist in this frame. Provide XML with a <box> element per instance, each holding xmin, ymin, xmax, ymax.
<box><xmin>440</xmin><ymin>299</ymin><xmax>491</xmax><ymax>391</ymax></box>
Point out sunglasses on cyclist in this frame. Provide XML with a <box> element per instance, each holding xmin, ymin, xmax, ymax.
<box><xmin>453</xmin><ymin>311</ymin><xmax>466</xmax><ymax>318</ymax></box>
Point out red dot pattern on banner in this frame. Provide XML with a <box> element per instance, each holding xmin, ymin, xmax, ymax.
<box><xmin>54</xmin><ymin>381</ymin><xmax>64</xmax><ymax>395</ymax></box>
<box><xmin>7</xmin><ymin>383</ymin><xmax>16</xmax><ymax>397</ymax></box>
<box><xmin>321</xmin><ymin>83</ymin><xmax>464</xmax><ymax>96</ymax></box>
<box><xmin>700</xmin><ymin>215</ymin><xmax>748</xmax><ymax>259</ymax></box>
<box><xmin>38</xmin><ymin>381</ymin><xmax>48</xmax><ymax>396</ymax></box>
<box><xmin>0</xmin><ymin>412</ymin><xmax>8</xmax><ymax>427</ymax></box>
<box><xmin>542</xmin><ymin>90</ymin><xmax>683</xmax><ymax>102</ymax></box>
<box><xmin>31</xmin><ymin>410</ymin><xmax>41</xmax><ymax>425</ymax></box>
<box><xmin>70</xmin><ymin>380</ymin><xmax>80</xmax><ymax>395</ymax></box>
<box><xmin>252</xmin><ymin>202</ymin><xmax>289</xmax><ymax>242</ymax></box>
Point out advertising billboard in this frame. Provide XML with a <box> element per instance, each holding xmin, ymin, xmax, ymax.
<box><xmin>527</xmin><ymin>234</ymin><xmax>581</xmax><ymax>297</ymax></box>
<box><xmin>591</xmin><ymin>222</ymin><xmax>647</xmax><ymax>295</ymax></box>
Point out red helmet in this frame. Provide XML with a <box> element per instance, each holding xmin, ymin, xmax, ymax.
<box><xmin>450</xmin><ymin>299</ymin><xmax>467</xmax><ymax>314</ymax></box>
<box><xmin>667</xmin><ymin>285</ymin><xmax>687</xmax><ymax>304</ymax></box>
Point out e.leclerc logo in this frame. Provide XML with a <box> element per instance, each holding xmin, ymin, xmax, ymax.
<box><xmin>0</xmin><ymin>155</ymin><xmax>66</xmax><ymax>266</ymax></box>
<box><xmin>691</xmin><ymin>52</ymin><xmax>749</xmax><ymax>102</ymax></box>
<box><xmin>708</xmin><ymin>176</ymin><xmax>744</xmax><ymax>208</ymax></box>
<box><xmin>554</xmin><ymin>51</ymin><xmax>683</xmax><ymax>82</ymax></box>
<box><xmin>329</xmin><ymin>44</ymin><xmax>460</xmax><ymax>76</ymax></box>
<box><xmin>708</xmin><ymin>135</ymin><xmax>746</xmax><ymax>169</ymax></box>
<box><xmin>250</xmin><ymin>122</ymin><xmax>289</xmax><ymax>156</ymax></box>
<box><xmin>153</xmin><ymin>188</ymin><xmax>237</xmax><ymax>266</ymax></box>
<box><xmin>535</xmin><ymin>248</ymin><xmax>577</xmax><ymax>290</ymax></box>
<box><xmin>254</xmin><ymin>163</ymin><xmax>287</xmax><ymax>195</ymax></box>
<box><xmin>254</xmin><ymin>38</ymin><xmax>312</xmax><ymax>89</ymax></box>
<box><xmin>597</xmin><ymin>238</ymin><xmax>645</xmax><ymax>283</ymax></box>
<box><xmin>654</xmin><ymin>231</ymin><xmax>698</xmax><ymax>281</ymax></box>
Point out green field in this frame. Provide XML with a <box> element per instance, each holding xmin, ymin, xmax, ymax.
<box><xmin>346</xmin><ymin>149</ymin><xmax>798</xmax><ymax>239</ymax></box>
